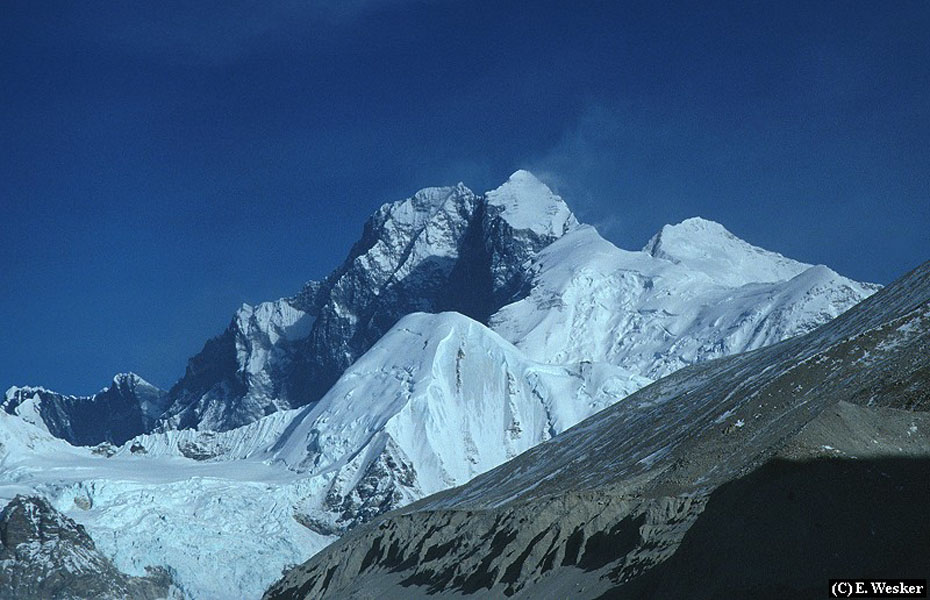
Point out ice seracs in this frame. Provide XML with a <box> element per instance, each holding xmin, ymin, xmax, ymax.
<box><xmin>0</xmin><ymin>495</ymin><xmax>179</xmax><ymax>599</ymax></box>
<box><xmin>0</xmin><ymin>410</ymin><xmax>324</xmax><ymax>600</ymax></box>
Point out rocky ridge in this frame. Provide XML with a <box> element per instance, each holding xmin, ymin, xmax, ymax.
<box><xmin>1</xmin><ymin>374</ymin><xmax>167</xmax><ymax>446</ymax></box>
<box><xmin>0</xmin><ymin>495</ymin><xmax>178</xmax><ymax>600</ymax></box>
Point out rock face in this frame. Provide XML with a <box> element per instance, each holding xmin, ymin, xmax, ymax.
<box><xmin>1</xmin><ymin>374</ymin><xmax>167</xmax><ymax>446</ymax></box>
<box><xmin>264</xmin><ymin>260</ymin><xmax>930</xmax><ymax>600</ymax></box>
<box><xmin>162</xmin><ymin>299</ymin><xmax>314</xmax><ymax>431</ymax></box>
<box><xmin>0</xmin><ymin>495</ymin><xmax>176</xmax><ymax>600</ymax></box>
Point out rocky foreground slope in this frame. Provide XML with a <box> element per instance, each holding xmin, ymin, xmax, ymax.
<box><xmin>0</xmin><ymin>495</ymin><xmax>177</xmax><ymax>600</ymax></box>
<box><xmin>266</xmin><ymin>260</ymin><xmax>930</xmax><ymax>600</ymax></box>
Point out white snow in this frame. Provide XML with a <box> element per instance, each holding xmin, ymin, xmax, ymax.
<box><xmin>235</xmin><ymin>300</ymin><xmax>314</xmax><ymax>376</ymax></box>
<box><xmin>490</xmin><ymin>225</ymin><xmax>877</xmax><ymax>380</ymax></box>
<box><xmin>0</xmin><ymin>411</ymin><xmax>331</xmax><ymax>599</ymax></box>
<box><xmin>2</xmin><ymin>392</ymin><xmax>50</xmax><ymax>433</ymax></box>
<box><xmin>272</xmin><ymin>312</ymin><xmax>649</xmax><ymax>494</ymax></box>
<box><xmin>643</xmin><ymin>217</ymin><xmax>811</xmax><ymax>287</ymax></box>
<box><xmin>485</xmin><ymin>170</ymin><xmax>578</xmax><ymax>236</ymax></box>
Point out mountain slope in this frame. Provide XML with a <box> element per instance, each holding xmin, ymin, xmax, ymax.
<box><xmin>161</xmin><ymin>299</ymin><xmax>314</xmax><ymax>431</ymax></box>
<box><xmin>266</xmin><ymin>311</ymin><xmax>649</xmax><ymax>532</ymax></box>
<box><xmin>265</xmin><ymin>260</ymin><xmax>930</xmax><ymax>600</ymax></box>
<box><xmin>492</xmin><ymin>223</ymin><xmax>879</xmax><ymax>377</ymax></box>
<box><xmin>0</xmin><ymin>311</ymin><xmax>645</xmax><ymax>598</ymax></box>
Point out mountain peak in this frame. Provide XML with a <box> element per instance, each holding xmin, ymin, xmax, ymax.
<box><xmin>507</xmin><ymin>168</ymin><xmax>542</xmax><ymax>184</ymax></box>
<box><xmin>644</xmin><ymin>217</ymin><xmax>811</xmax><ymax>287</ymax></box>
<box><xmin>371</xmin><ymin>183</ymin><xmax>475</xmax><ymax>233</ymax></box>
<box><xmin>643</xmin><ymin>217</ymin><xmax>735</xmax><ymax>251</ymax></box>
<box><xmin>106</xmin><ymin>372</ymin><xmax>164</xmax><ymax>397</ymax></box>
<box><xmin>485</xmin><ymin>170</ymin><xmax>578</xmax><ymax>237</ymax></box>
<box><xmin>111</xmin><ymin>372</ymin><xmax>145</xmax><ymax>386</ymax></box>
<box><xmin>669</xmin><ymin>215</ymin><xmax>731</xmax><ymax>233</ymax></box>
<box><xmin>409</xmin><ymin>182</ymin><xmax>472</xmax><ymax>211</ymax></box>
<box><xmin>4</xmin><ymin>385</ymin><xmax>48</xmax><ymax>400</ymax></box>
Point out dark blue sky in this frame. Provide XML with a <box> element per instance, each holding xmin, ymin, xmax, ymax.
<box><xmin>2</xmin><ymin>1</ymin><xmax>928</xmax><ymax>394</ymax></box>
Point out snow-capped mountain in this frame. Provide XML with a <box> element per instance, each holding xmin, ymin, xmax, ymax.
<box><xmin>267</xmin><ymin>311</ymin><xmax>649</xmax><ymax>532</ymax></box>
<box><xmin>159</xmin><ymin>171</ymin><xmax>579</xmax><ymax>432</ymax></box>
<box><xmin>492</xmin><ymin>223</ymin><xmax>879</xmax><ymax>378</ymax></box>
<box><xmin>155</xmin><ymin>170</ymin><xmax>874</xmax><ymax>435</ymax></box>
<box><xmin>0</xmin><ymin>170</ymin><xmax>883</xmax><ymax>599</ymax></box>
<box><xmin>8</xmin><ymin>171</ymin><xmax>875</xmax><ymax>442</ymax></box>
<box><xmin>1</xmin><ymin>373</ymin><xmax>167</xmax><ymax>446</ymax></box>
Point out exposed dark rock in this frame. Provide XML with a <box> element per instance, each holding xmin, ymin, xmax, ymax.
<box><xmin>1</xmin><ymin>374</ymin><xmax>167</xmax><ymax>446</ymax></box>
<box><xmin>0</xmin><ymin>495</ymin><xmax>177</xmax><ymax>600</ymax></box>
